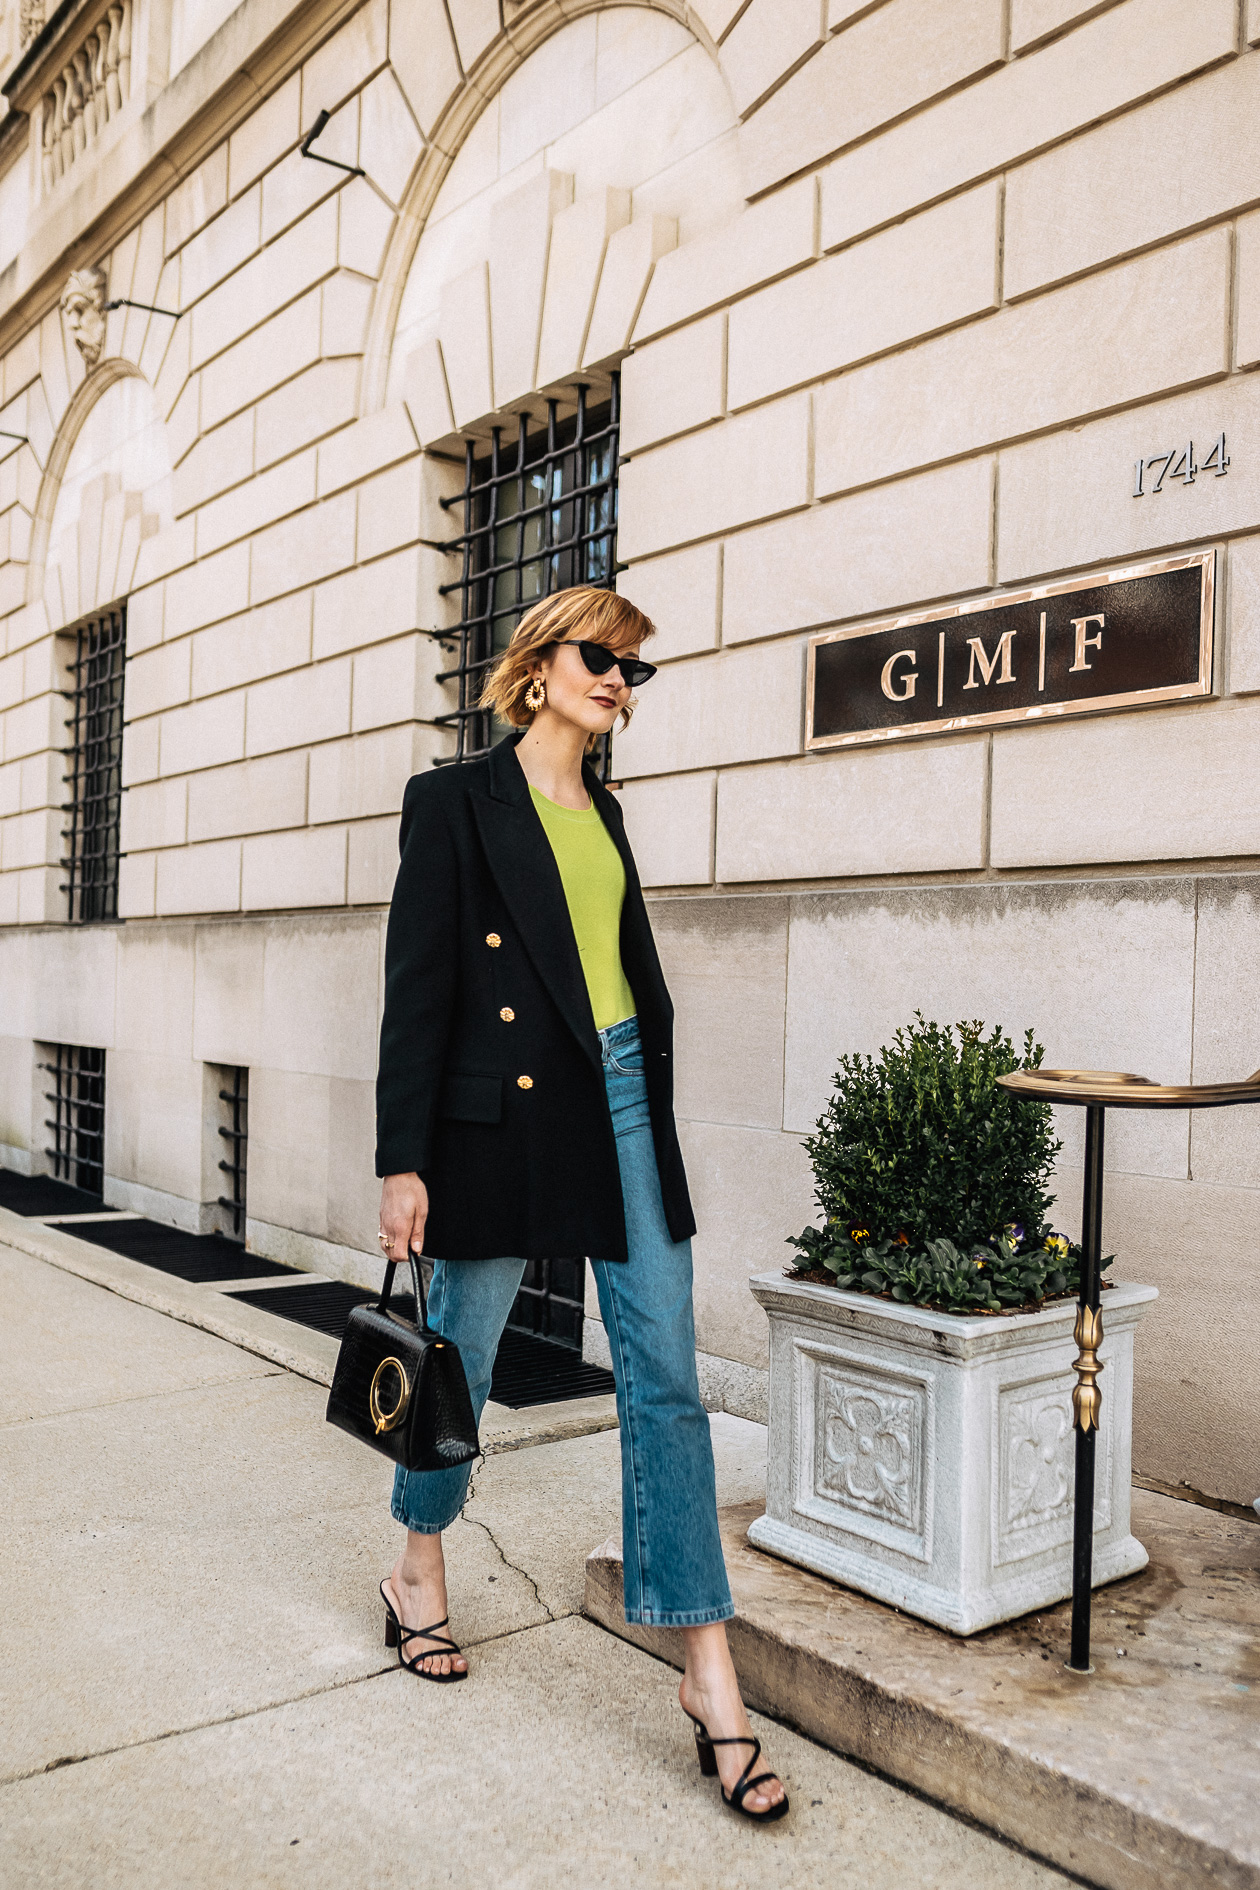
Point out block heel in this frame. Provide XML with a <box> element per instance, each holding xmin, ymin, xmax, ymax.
<box><xmin>682</xmin><ymin>1708</ymin><xmax>789</xmax><ymax>1823</ymax></box>
<box><xmin>379</xmin><ymin>1579</ymin><xmax>468</xmax><ymax>1683</ymax></box>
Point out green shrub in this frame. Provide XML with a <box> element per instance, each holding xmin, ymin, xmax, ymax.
<box><xmin>787</xmin><ymin>1015</ymin><xmax>1100</xmax><ymax>1314</ymax></box>
<box><xmin>787</xmin><ymin>1225</ymin><xmax>1103</xmax><ymax>1314</ymax></box>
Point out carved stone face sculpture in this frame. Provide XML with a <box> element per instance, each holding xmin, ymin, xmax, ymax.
<box><xmin>60</xmin><ymin>267</ymin><xmax>108</xmax><ymax>366</ymax></box>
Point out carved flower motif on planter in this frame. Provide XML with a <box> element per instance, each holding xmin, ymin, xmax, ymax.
<box><xmin>820</xmin><ymin>1376</ymin><xmax>915</xmax><ymax>1523</ymax></box>
<box><xmin>1005</xmin><ymin>1392</ymin><xmax>1072</xmax><ymax>1529</ymax></box>
<box><xmin>995</xmin><ymin>1378</ymin><xmax>1112</xmax><ymax>1565</ymax></box>
<box><xmin>60</xmin><ymin>267</ymin><xmax>108</xmax><ymax>366</ymax></box>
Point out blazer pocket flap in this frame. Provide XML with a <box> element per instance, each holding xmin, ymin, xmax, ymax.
<box><xmin>439</xmin><ymin>1072</ymin><xmax>503</xmax><ymax>1123</ymax></box>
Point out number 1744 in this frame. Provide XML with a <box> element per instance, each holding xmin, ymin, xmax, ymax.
<box><xmin>1134</xmin><ymin>434</ymin><xmax>1229</xmax><ymax>496</ymax></box>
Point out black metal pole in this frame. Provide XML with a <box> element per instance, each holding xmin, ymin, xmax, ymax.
<box><xmin>1068</xmin><ymin>1103</ymin><xmax>1106</xmax><ymax>1672</ymax></box>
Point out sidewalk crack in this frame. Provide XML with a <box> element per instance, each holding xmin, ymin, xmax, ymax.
<box><xmin>462</xmin><ymin>1463</ymin><xmax>556</xmax><ymax>1623</ymax></box>
<box><xmin>0</xmin><ymin>1617</ymin><xmax>575</xmax><ymax>1791</ymax></box>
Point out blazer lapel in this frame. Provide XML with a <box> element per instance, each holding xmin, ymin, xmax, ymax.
<box><xmin>472</xmin><ymin>738</ymin><xmax>602</xmax><ymax>1067</ymax></box>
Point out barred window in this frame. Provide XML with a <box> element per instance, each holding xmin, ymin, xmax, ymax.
<box><xmin>214</xmin><ymin>1065</ymin><xmax>249</xmax><ymax>1243</ymax></box>
<box><xmin>41</xmin><ymin>1043</ymin><xmax>106</xmax><ymax>1196</ymax></box>
<box><xmin>507</xmin><ymin>1255</ymin><xmax>586</xmax><ymax>1349</ymax></box>
<box><xmin>61</xmin><ymin>605</ymin><xmax>126</xmax><ymax>923</ymax></box>
<box><xmin>436</xmin><ymin>377</ymin><xmax>620</xmax><ymax>771</ymax></box>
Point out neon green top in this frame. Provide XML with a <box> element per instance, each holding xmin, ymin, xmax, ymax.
<box><xmin>529</xmin><ymin>785</ymin><xmax>636</xmax><ymax>1031</ymax></box>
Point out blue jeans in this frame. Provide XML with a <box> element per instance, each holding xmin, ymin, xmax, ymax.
<box><xmin>391</xmin><ymin>1015</ymin><xmax>733</xmax><ymax>1628</ymax></box>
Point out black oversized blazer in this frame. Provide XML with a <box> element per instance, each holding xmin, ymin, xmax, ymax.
<box><xmin>374</xmin><ymin>733</ymin><xmax>695</xmax><ymax>1263</ymax></box>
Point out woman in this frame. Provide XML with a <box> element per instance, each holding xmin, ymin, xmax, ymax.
<box><xmin>374</xmin><ymin>586</ymin><xmax>787</xmax><ymax>1822</ymax></box>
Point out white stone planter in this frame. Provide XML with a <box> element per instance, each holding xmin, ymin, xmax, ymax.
<box><xmin>747</xmin><ymin>1270</ymin><xmax>1157</xmax><ymax>1635</ymax></box>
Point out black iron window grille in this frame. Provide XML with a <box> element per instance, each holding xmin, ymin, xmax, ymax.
<box><xmin>507</xmin><ymin>1255</ymin><xmax>587</xmax><ymax>1351</ymax></box>
<box><xmin>40</xmin><ymin>1043</ymin><xmax>106</xmax><ymax>1196</ymax></box>
<box><xmin>61</xmin><ymin>604</ymin><xmax>126</xmax><ymax>923</ymax></box>
<box><xmin>216</xmin><ymin>1067</ymin><xmax>248</xmax><ymax>1242</ymax></box>
<box><xmin>435</xmin><ymin>378</ymin><xmax>621</xmax><ymax>773</ymax></box>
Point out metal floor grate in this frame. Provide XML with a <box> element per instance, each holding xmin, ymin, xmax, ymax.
<box><xmin>69</xmin><ymin>1217</ymin><xmax>298</xmax><ymax>1283</ymax></box>
<box><xmin>227</xmin><ymin>1279</ymin><xmax>399</xmax><ymax>1336</ymax></box>
<box><xmin>0</xmin><ymin>1168</ymin><xmax>119</xmax><ymax>1217</ymax></box>
<box><xmin>489</xmin><ymin>1327</ymin><xmax>615</xmax><ymax>1409</ymax></box>
<box><xmin>230</xmin><ymin>1281</ymin><xmax>616</xmax><ymax>1408</ymax></box>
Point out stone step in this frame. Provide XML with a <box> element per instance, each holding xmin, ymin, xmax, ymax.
<box><xmin>583</xmin><ymin>1489</ymin><xmax>1260</xmax><ymax>1890</ymax></box>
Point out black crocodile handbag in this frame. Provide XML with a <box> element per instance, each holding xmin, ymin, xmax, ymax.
<box><xmin>326</xmin><ymin>1253</ymin><xmax>480</xmax><ymax>1473</ymax></box>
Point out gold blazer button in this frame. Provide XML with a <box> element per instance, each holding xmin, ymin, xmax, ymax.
<box><xmin>500</xmin><ymin>1007</ymin><xmax>515</xmax><ymax>1022</ymax></box>
<box><xmin>517</xmin><ymin>1075</ymin><xmax>533</xmax><ymax>1089</ymax></box>
<box><xmin>486</xmin><ymin>932</ymin><xmax>501</xmax><ymax>948</ymax></box>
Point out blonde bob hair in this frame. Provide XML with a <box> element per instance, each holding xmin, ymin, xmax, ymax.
<box><xmin>479</xmin><ymin>586</ymin><xmax>656</xmax><ymax>749</ymax></box>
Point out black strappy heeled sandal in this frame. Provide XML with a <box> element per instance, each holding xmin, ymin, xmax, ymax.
<box><xmin>380</xmin><ymin>1580</ymin><xmax>468</xmax><ymax>1685</ymax></box>
<box><xmin>683</xmin><ymin>1709</ymin><xmax>789</xmax><ymax>1822</ymax></box>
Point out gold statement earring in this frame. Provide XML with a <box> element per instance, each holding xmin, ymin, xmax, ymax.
<box><xmin>524</xmin><ymin>675</ymin><xmax>546</xmax><ymax>713</ymax></box>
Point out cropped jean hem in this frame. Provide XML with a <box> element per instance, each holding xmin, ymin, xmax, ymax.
<box><xmin>624</xmin><ymin>1602</ymin><xmax>735</xmax><ymax>1629</ymax></box>
<box><xmin>391</xmin><ymin>1493</ymin><xmax>467</xmax><ymax>1535</ymax></box>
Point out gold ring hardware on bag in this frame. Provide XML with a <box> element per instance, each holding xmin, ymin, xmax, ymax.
<box><xmin>369</xmin><ymin>1356</ymin><xmax>411</xmax><ymax>1435</ymax></box>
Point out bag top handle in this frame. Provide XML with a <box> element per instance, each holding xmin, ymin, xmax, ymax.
<box><xmin>376</xmin><ymin>1249</ymin><xmax>429</xmax><ymax>1330</ymax></box>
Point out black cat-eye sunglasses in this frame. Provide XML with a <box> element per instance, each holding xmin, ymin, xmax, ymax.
<box><xmin>564</xmin><ymin>640</ymin><xmax>658</xmax><ymax>689</ymax></box>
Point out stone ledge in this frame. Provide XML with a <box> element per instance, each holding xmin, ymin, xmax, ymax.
<box><xmin>583</xmin><ymin>1493</ymin><xmax>1260</xmax><ymax>1890</ymax></box>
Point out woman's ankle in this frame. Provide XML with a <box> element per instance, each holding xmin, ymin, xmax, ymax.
<box><xmin>397</xmin><ymin>1530</ymin><xmax>447</xmax><ymax>1593</ymax></box>
<box><xmin>681</xmin><ymin>1625</ymin><xmax>738</xmax><ymax>1690</ymax></box>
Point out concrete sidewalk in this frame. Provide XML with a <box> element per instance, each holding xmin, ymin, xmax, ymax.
<box><xmin>0</xmin><ymin>1242</ymin><xmax>1074</xmax><ymax>1889</ymax></box>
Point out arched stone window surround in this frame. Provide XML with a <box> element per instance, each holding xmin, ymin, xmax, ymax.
<box><xmin>358</xmin><ymin>0</ymin><xmax>731</xmax><ymax>418</ymax></box>
<box><xmin>26</xmin><ymin>356</ymin><xmax>147</xmax><ymax>613</ymax></box>
<box><xmin>27</xmin><ymin>357</ymin><xmax>171</xmax><ymax>631</ymax></box>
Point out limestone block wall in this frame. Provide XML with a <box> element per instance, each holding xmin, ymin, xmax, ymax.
<box><xmin>0</xmin><ymin>0</ymin><xmax>741</xmax><ymax>928</ymax></box>
<box><xmin>0</xmin><ymin>910</ymin><xmax>385</xmax><ymax>1271</ymax></box>
<box><xmin>0</xmin><ymin>0</ymin><xmax>464</xmax><ymax>928</ymax></box>
<box><xmin>0</xmin><ymin>0</ymin><xmax>1258</xmax><ymax>1504</ymax></box>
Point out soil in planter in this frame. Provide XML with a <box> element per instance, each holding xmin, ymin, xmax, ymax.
<box><xmin>784</xmin><ymin>1266</ymin><xmax>1115</xmax><ymax>1319</ymax></box>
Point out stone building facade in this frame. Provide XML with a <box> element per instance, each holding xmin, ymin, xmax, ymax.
<box><xmin>1</xmin><ymin>0</ymin><xmax>1258</xmax><ymax>1505</ymax></box>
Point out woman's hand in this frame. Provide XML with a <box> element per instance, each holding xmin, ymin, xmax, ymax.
<box><xmin>379</xmin><ymin>1173</ymin><xmax>429</xmax><ymax>1260</ymax></box>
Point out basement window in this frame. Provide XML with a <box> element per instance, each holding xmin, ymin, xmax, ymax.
<box><xmin>507</xmin><ymin>1255</ymin><xmax>587</xmax><ymax>1350</ymax></box>
<box><xmin>40</xmin><ymin>1043</ymin><xmax>106</xmax><ymax>1196</ymax></box>
<box><xmin>214</xmin><ymin>1066</ymin><xmax>248</xmax><ymax>1243</ymax></box>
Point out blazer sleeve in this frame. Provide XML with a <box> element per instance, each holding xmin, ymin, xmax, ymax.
<box><xmin>374</xmin><ymin>774</ymin><xmax>460</xmax><ymax>1178</ymax></box>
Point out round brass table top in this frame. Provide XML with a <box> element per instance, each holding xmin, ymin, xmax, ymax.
<box><xmin>997</xmin><ymin>1067</ymin><xmax>1260</xmax><ymax>1110</ymax></box>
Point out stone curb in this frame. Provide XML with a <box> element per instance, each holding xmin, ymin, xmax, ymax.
<box><xmin>584</xmin><ymin>1498</ymin><xmax>1260</xmax><ymax>1890</ymax></box>
<box><xmin>0</xmin><ymin>1207</ymin><xmax>619</xmax><ymax>1455</ymax></box>
<box><xmin>0</xmin><ymin>1205</ymin><xmax>341</xmax><ymax>1383</ymax></box>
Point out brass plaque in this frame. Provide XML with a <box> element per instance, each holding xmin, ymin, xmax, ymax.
<box><xmin>806</xmin><ymin>551</ymin><xmax>1215</xmax><ymax>751</ymax></box>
